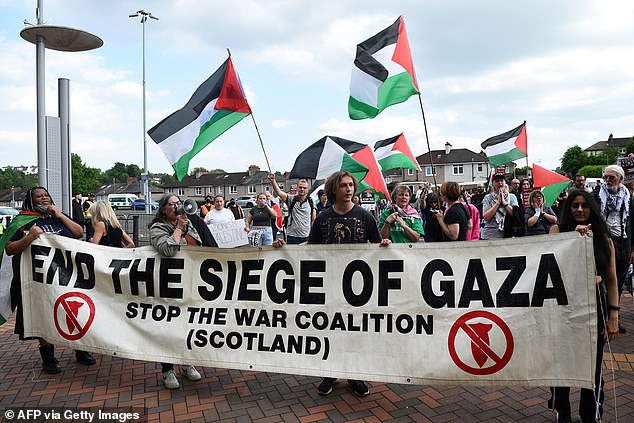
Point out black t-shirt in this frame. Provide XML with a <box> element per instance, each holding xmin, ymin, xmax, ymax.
<box><xmin>443</xmin><ymin>203</ymin><xmax>469</xmax><ymax>241</ymax></box>
<box><xmin>98</xmin><ymin>223</ymin><xmax>123</xmax><ymax>247</ymax></box>
<box><xmin>308</xmin><ymin>205</ymin><xmax>381</xmax><ymax>244</ymax></box>
<box><xmin>249</xmin><ymin>206</ymin><xmax>271</xmax><ymax>227</ymax></box>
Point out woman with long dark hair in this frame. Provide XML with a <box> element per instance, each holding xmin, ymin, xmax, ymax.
<box><xmin>548</xmin><ymin>189</ymin><xmax>619</xmax><ymax>423</ymax></box>
<box><xmin>1</xmin><ymin>187</ymin><xmax>95</xmax><ymax>373</ymax></box>
<box><xmin>149</xmin><ymin>193</ymin><xmax>203</xmax><ymax>389</ymax></box>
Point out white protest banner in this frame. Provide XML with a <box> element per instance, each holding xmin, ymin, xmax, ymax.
<box><xmin>21</xmin><ymin>233</ymin><xmax>596</xmax><ymax>388</ymax></box>
<box><xmin>208</xmin><ymin>218</ymin><xmax>248</xmax><ymax>248</ymax></box>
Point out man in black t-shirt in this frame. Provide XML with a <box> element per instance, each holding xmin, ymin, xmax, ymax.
<box><xmin>274</xmin><ymin>171</ymin><xmax>390</xmax><ymax>397</ymax></box>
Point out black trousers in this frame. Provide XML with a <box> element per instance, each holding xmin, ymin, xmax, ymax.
<box><xmin>549</xmin><ymin>285</ymin><xmax>607</xmax><ymax>422</ymax></box>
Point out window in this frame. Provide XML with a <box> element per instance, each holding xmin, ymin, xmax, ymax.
<box><xmin>505</xmin><ymin>165</ymin><xmax>511</xmax><ymax>174</ymax></box>
<box><xmin>178</xmin><ymin>188</ymin><xmax>184</xmax><ymax>196</ymax></box>
<box><xmin>265</xmin><ymin>185</ymin><xmax>271</xmax><ymax>192</ymax></box>
<box><xmin>230</xmin><ymin>185</ymin><xmax>237</xmax><ymax>194</ymax></box>
<box><xmin>208</xmin><ymin>187</ymin><xmax>214</xmax><ymax>194</ymax></box>
<box><xmin>218</xmin><ymin>186</ymin><xmax>223</xmax><ymax>194</ymax></box>
<box><xmin>453</xmin><ymin>164</ymin><xmax>464</xmax><ymax>175</ymax></box>
<box><xmin>248</xmin><ymin>185</ymin><xmax>256</xmax><ymax>194</ymax></box>
<box><xmin>425</xmin><ymin>166</ymin><xmax>436</xmax><ymax>176</ymax></box>
<box><xmin>477</xmin><ymin>164</ymin><xmax>483</xmax><ymax>172</ymax></box>
<box><xmin>620</xmin><ymin>147</ymin><xmax>626</xmax><ymax>154</ymax></box>
<box><xmin>195</xmin><ymin>187</ymin><xmax>202</xmax><ymax>196</ymax></box>
<box><xmin>278</xmin><ymin>183</ymin><xmax>284</xmax><ymax>190</ymax></box>
<box><xmin>407</xmin><ymin>169</ymin><xmax>415</xmax><ymax>176</ymax></box>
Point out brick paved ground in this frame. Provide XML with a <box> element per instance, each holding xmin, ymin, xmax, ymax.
<box><xmin>1</xmin><ymin>295</ymin><xmax>633</xmax><ymax>423</ymax></box>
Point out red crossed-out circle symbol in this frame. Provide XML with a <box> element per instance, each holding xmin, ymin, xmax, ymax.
<box><xmin>448</xmin><ymin>310</ymin><xmax>514</xmax><ymax>375</ymax></box>
<box><xmin>53</xmin><ymin>292</ymin><xmax>95</xmax><ymax>341</ymax></box>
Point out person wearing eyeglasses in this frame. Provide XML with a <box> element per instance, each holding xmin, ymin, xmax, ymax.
<box><xmin>149</xmin><ymin>193</ymin><xmax>203</xmax><ymax>389</ymax></box>
<box><xmin>592</xmin><ymin>165</ymin><xmax>634</xmax><ymax>334</ymax></box>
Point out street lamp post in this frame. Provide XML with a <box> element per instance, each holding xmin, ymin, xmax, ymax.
<box><xmin>129</xmin><ymin>10</ymin><xmax>158</xmax><ymax>214</ymax></box>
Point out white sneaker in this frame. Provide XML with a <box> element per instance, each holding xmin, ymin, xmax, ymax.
<box><xmin>162</xmin><ymin>369</ymin><xmax>180</xmax><ymax>389</ymax></box>
<box><xmin>181</xmin><ymin>365</ymin><xmax>202</xmax><ymax>381</ymax></box>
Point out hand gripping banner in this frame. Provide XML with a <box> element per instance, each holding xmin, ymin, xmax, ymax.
<box><xmin>21</xmin><ymin>233</ymin><xmax>596</xmax><ymax>388</ymax></box>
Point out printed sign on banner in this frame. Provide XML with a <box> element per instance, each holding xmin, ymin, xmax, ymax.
<box><xmin>207</xmin><ymin>218</ymin><xmax>248</xmax><ymax>248</ymax></box>
<box><xmin>617</xmin><ymin>156</ymin><xmax>634</xmax><ymax>182</ymax></box>
<box><xmin>21</xmin><ymin>233</ymin><xmax>596</xmax><ymax>389</ymax></box>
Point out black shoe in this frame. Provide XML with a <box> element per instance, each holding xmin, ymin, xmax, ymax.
<box><xmin>348</xmin><ymin>379</ymin><xmax>370</xmax><ymax>396</ymax></box>
<box><xmin>75</xmin><ymin>350</ymin><xmax>96</xmax><ymax>365</ymax></box>
<box><xmin>318</xmin><ymin>377</ymin><xmax>337</xmax><ymax>395</ymax></box>
<box><xmin>619</xmin><ymin>325</ymin><xmax>626</xmax><ymax>334</ymax></box>
<box><xmin>39</xmin><ymin>345</ymin><xmax>62</xmax><ymax>374</ymax></box>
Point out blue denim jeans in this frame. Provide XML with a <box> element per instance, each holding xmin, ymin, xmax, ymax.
<box><xmin>287</xmin><ymin>235</ymin><xmax>308</xmax><ymax>245</ymax></box>
<box><xmin>256</xmin><ymin>226</ymin><xmax>273</xmax><ymax>246</ymax></box>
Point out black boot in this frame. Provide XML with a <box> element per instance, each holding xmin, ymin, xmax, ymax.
<box><xmin>75</xmin><ymin>350</ymin><xmax>96</xmax><ymax>365</ymax></box>
<box><xmin>39</xmin><ymin>345</ymin><xmax>61</xmax><ymax>374</ymax></box>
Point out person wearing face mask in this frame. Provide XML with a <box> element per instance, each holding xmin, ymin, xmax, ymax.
<box><xmin>592</xmin><ymin>165</ymin><xmax>634</xmax><ymax>334</ymax></box>
<box><xmin>1</xmin><ymin>186</ymin><xmax>95</xmax><ymax>374</ymax></box>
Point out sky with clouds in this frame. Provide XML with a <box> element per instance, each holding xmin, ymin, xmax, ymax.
<box><xmin>0</xmin><ymin>0</ymin><xmax>633</xmax><ymax>176</ymax></box>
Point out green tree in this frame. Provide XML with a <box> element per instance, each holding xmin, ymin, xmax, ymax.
<box><xmin>589</xmin><ymin>145</ymin><xmax>620</xmax><ymax>166</ymax></box>
<box><xmin>100</xmin><ymin>162</ymin><xmax>142</xmax><ymax>184</ymax></box>
<box><xmin>0</xmin><ymin>167</ymin><xmax>37</xmax><ymax>191</ymax></box>
<box><xmin>159</xmin><ymin>173</ymin><xmax>178</xmax><ymax>186</ymax></box>
<box><xmin>209</xmin><ymin>168</ymin><xmax>226</xmax><ymax>174</ymax></box>
<box><xmin>577</xmin><ymin>165</ymin><xmax>603</xmax><ymax>178</ymax></box>
<box><xmin>560</xmin><ymin>145</ymin><xmax>588</xmax><ymax>177</ymax></box>
<box><xmin>71</xmin><ymin>153</ymin><xmax>102</xmax><ymax>194</ymax></box>
<box><xmin>626</xmin><ymin>137</ymin><xmax>634</xmax><ymax>155</ymax></box>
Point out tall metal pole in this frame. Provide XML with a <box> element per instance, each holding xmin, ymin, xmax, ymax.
<box><xmin>130</xmin><ymin>10</ymin><xmax>158</xmax><ymax>214</ymax></box>
<box><xmin>142</xmin><ymin>15</ymin><xmax>149</xmax><ymax>213</ymax></box>
<box><xmin>36</xmin><ymin>0</ymin><xmax>46</xmax><ymax>187</ymax></box>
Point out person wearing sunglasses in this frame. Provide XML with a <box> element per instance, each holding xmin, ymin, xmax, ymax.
<box><xmin>149</xmin><ymin>194</ymin><xmax>203</xmax><ymax>389</ymax></box>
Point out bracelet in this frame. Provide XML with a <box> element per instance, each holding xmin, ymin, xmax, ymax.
<box><xmin>607</xmin><ymin>304</ymin><xmax>621</xmax><ymax>311</ymax></box>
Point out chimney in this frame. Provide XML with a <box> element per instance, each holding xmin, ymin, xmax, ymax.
<box><xmin>445</xmin><ymin>142</ymin><xmax>452</xmax><ymax>155</ymax></box>
<box><xmin>195</xmin><ymin>169</ymin><xmax>208</xmax><ymax>178</ymax></box>
<box><xmin>248</xmin><ymin>164</ymin><xmax>261</xmax><ymax>175</ymax></box>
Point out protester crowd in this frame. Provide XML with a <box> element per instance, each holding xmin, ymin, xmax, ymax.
<box><xmin>1</xmin><ymin>166</ymin><xmax>630</xmax><ymax>423</ymax></box>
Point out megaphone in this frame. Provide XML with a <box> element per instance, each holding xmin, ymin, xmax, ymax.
<box><xmin>176</xmin><ymin>198</ymin><xmax>198</xmax><ymax>215</ymax></box>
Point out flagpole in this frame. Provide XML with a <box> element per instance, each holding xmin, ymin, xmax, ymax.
<box><xmin>417</xmin><ymin>93</ymin><xmax>439</xmax><ymax>190</ymax></box>
<box><xmin>226</xmin><ymin>48</ymin><xmax>272</xmax><ymax>173</ymax></box>
<box><xmin>524</xmin><ymin>121</ymin><xmax>529</xmax><ymax>180</ymax></box>
<box><xmin>250</xmin><ymin>113</ymin><xmax>272</xmax><ymax>173</ymax></box>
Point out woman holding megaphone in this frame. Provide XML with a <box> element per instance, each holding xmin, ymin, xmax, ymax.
<box><xmin>149</xmin><ymin>193</ymin><xmax>203</xmax><ymax>389</ymax></box>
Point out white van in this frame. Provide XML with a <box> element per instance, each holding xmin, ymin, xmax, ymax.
<box><xmin>108</xmin><ymin>193</ymin><xmax>138</xmax><ymax>210</ymax></box>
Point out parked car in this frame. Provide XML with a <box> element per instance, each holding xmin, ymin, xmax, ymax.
<box><xmin>0</xmin><ymin>206</ymin><xmax>19</xmax><ymax>228</ymax></box>
<box><xmin>235</xmin><ymin>195</ymin><xmax>257</xmax><ymax>208</ymax></box>
<box><xmin>130</xmin><ymin>199</ymin><xmax>159</xmax><ymax>210</ymax></box>
<box><xmin>108</xmin><ymin>193</ymin><xmax>139</xmax><ymax>209</ymax></box>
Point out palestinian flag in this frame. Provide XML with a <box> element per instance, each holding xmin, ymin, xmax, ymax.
<box><xmin>349</xmin><ymin>16</ymin><xmax>419</xmax><ymax>120</ymax></box>
<box><xmin>290</xmin><ymin>136</ymin><xmax>391</xmax><ymax>199</ymax></box>
<box><xmin>148</xmin><ymin>57</ymin><xmax>251</xmax><ymax>180</ymax></box>
<box><xmin>290</xmin><ymin>136</ymin><xmax>369</xmax><ymax>183</ymax></box>
<box><xmin>532</xmin><ymin>164</ymin><xmax>571</xmax><ymax>207</ymax></box>
<box><xmin>374</xmin><ymin>133</ymin><xmax>421</xmax><ymax>171</ymax></box>
<box><xmin>481</xmin><ymin>122</ymin><xmax>528</xmax><ymax>167</ymax></box>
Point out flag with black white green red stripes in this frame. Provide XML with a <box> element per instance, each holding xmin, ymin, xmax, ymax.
<box><xmin>348</xmin><ymin>16</ymin><xmax>419</xmax><ymax>120</ymax></box>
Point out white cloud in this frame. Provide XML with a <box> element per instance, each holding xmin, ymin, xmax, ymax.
<box><xmin>271</xmin><ymin>119</ymin><xmax>291</xmax><ymax>129</ymax></box>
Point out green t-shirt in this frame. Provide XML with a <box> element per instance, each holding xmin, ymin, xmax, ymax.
<box><xmin>378</xmin><ymin>208</ymin><xmax>424</xmax><ymax>243</ymax></box>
